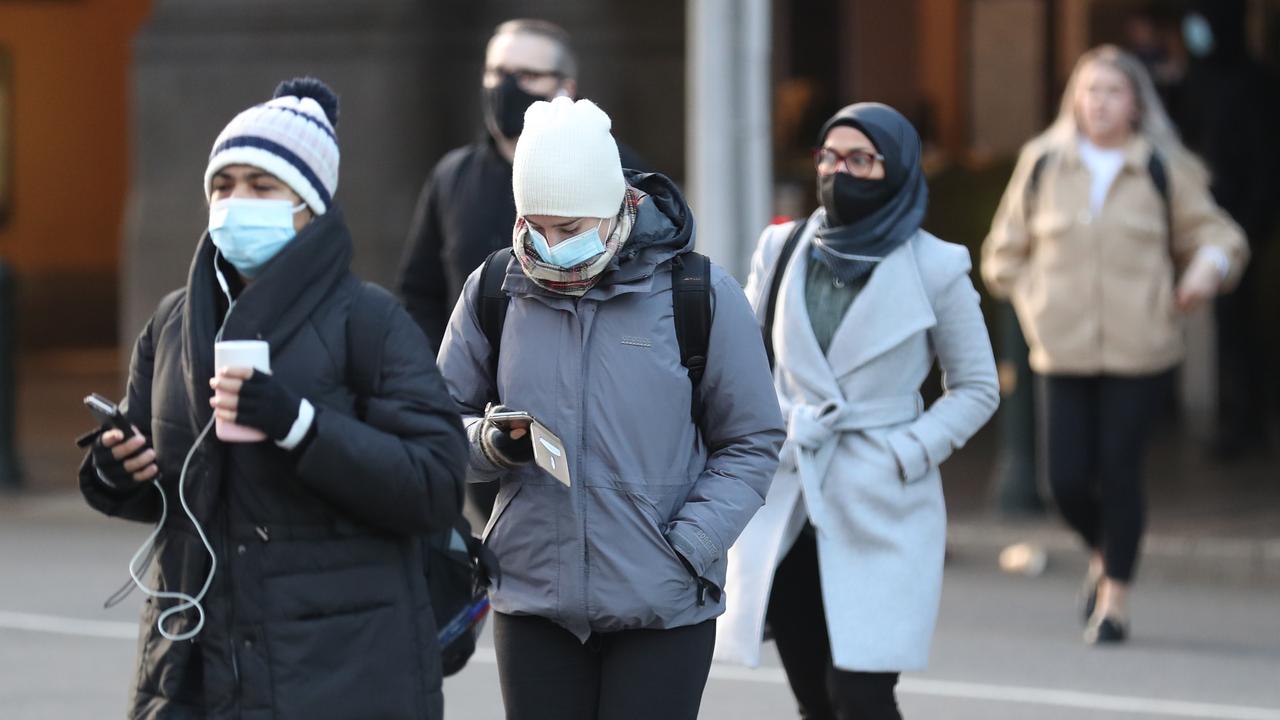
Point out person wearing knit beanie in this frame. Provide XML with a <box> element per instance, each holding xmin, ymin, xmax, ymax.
<box><xmin>438</xmin><ymin>94</ymin><xmax>785</xmax><ymax>719</ymax></box>
<box><xmin>507</xmin><ymin>97</ymin><xmax>632</xmax><ymax>295</ymax></box>
<box><xmin>81</xmin><ymin>76</ymin><xmax>466</xmax><ymax>719</ymax></box>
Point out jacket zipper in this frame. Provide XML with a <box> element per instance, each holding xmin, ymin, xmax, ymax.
<box><xmin>576</xmin><ymin>300</ymin><xmax>592</xmax><ymax>623</ymax></box>
<box><xmin>220</xmin><ymin>475</ymin><xmax>240</xmax><ymax>691</ymax></box>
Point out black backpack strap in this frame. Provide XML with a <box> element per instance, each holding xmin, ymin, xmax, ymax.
<box><xmin>478</xmin><ymin>249</ymin><xmax>512</xmax><ymax>385</ymax></box>
<box><xmin>1023</xmin><ymin>150</ymin><xmax>1053</xmax><ymax>224</ymax></box>
<box><xmin>763</xmin><ymin>220</ymin><xmax>807</xmax><ymax>369</ymax></box>
<box><xmin>1147</xmin><ymin>150</ymin><xmax>1173</xmax><ymax>249</ymax></box>
<box><xmin>345</xmin><ymin>279</ymin><xmax>397</xmax><ymax>419</ymax></box>
<box><xmin>671</xmin><ymin>252</ymin><xmax>712</xmax><ymax>422</ymax></box>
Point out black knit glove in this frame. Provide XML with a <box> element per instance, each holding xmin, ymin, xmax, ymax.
<box><xmin>479</xmin><ymin>404</ymin><xmax>534</xmax><ymax>468</ymax></box>
<box><xmin>91</xmin><ymin>431</ymin><xmax>155</xmax><ymax>489</ymax></box>
<box><xmin>235</xmin><ymin>370</ymin><xmax>304</xmax><ymax>442</ymax></box>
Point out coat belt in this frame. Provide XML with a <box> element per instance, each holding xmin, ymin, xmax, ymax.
<box><xmin>786</xmin><ymin>393</ymin><xmax>924</xmax><ymax>531</ymax></box>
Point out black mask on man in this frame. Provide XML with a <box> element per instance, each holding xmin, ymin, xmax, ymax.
<box><xmin>818</xmin><ymin>171</ymin><xmax>898</xmax><ymax>228</ymax></box>
<box><xmin>484</xmin><ymin>73</ymin><xmax>548</xmax><ymax>140</ymax></box>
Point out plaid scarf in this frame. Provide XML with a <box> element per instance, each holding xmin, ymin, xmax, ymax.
<box><xmin>512</xmin><ymin>187</ymin><xmax>640</xmax><ymax>297</ymax></box>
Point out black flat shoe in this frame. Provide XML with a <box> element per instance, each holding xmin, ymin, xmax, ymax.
<box><xmin>1080</xmin><ymin>573</ymin><xmax>1101</xmax><ymax>624</ymax></box>
<box><xmin>1084</xmin><ymin>615</ymin><xmax>1128</xmax><ymax>645</ymax></box>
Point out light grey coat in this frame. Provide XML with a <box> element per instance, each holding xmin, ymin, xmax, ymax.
<box><xmin>436</xmin><ymin>177</ymin><xmax>785</xmax><ymax>642</ymax></box>
<box><xmin>714</xmin><ymin>219</ymin><xmax>999</xmax><ymax>671</ymax></box>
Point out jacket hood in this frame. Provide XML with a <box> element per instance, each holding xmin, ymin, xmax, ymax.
<box><xmin>621</xmin><ymin>170</ymin><xmax>695</xmax><ymax>260</ymax></box>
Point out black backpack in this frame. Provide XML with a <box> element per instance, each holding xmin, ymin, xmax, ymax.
<box><xmin>477</xmin><ymin>248</ymin><xmax>714</xmax><ymax>421</ymax></box>
<box><xmin>345</xmin><ymin>280</ymin><xmax>498</xmax><ymax>677</ymax></box>
<box><xmin>759</xmin><ymin>219</ymin><xmax>809</xmax><ymax>370</ymax></box>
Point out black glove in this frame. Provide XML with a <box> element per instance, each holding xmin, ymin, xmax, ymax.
<box><xmin>479</xmin><ymin>404</ymin><xmax>534</xmax><ymax>468</ymax></box>
<box><xmin>91</xmin><ymin>432</ymin><xmax>154</xmax><ymax>490</ymax></box>
<box><xmin>235</xmin><ymin>370</ymin><xmax>304</xmax><ymax>442</ymax></box>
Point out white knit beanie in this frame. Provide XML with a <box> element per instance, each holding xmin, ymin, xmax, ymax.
<box><xmin>513</xmin><ymin>97</ymin><xmax>625</xmax><ymax>219</ymax></box>
<box><xmin>204</xmin><ymin>78</ymin><xmax>340</xmax><ymax>215</ymax></box>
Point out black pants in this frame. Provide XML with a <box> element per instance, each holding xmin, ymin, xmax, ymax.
<box><xmin>492</xmin><ymin>612</ymin><xmax>715</xmax><ymax>720</ymax></box>
<box><xmin>767</xmin><ymin>530</ymin><xmax>902</xmax><ymax>720</ymax></box>
<box><xmin>1039</xmin><ymin>373</ymin><xmax>1168</xmax><ymax>582</ymax></box>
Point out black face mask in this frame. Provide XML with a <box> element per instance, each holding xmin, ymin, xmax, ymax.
<box><xmin>818</xmin><ymin>172</ymin><xmax>897</xmax><ymax>227</ymax></box>
<box><xmin>483</xmin><ymin>73</ymin><xmax>549</xmax><ymax>140</ymax></box>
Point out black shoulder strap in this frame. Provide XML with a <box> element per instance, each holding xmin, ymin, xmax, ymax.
<box><xmin>345</xmin><ymin>279</ymin><xmax>397</xmax><ymax>418</ymax></box>
<box><xmin>763</xmin><ymin>220</ymin><xmax>807</xmax><ymax>369</ymax></box>
<box><xmin>478</xmin><ymin>249</ymin><xmax>512</xmax><ymax>387</ymax></box>
<box><xmin>1023</xmin><ymin>150</ymin><xmax>1053</xmax><ymax>224</ymax></box>
<box><xmin>671</xmin><ymin>252</ymin><xmax>712</xmax><ymax>422</ymax></box>
<box><xmin>1147</xmin><ymin>150</ymin><xmax>1173</xmax><ymax>248</ymax></box>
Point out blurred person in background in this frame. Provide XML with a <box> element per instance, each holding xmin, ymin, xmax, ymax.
<box><xmin>717</xmin><ymin>102</ymin><xmax>999</xmax><ymax>720</ymax></box>
<box><xmin>397</xmin><ymin>18</ymin><xmax>647</xmax><ymax>352</ymax></box>
<box><xmin>1178</xmin><ymin>0</ymin><xmax>1280</xmax><ymax>460</ymax></box>
<box><xmin>397</xmin><ymin>17</ymin><xmax>647</xmax><ymax>531</ymax></box>
<box><xmin>982</xmin><ymin>46</ymin><xmax>1248</xmax><ymax>645</ymax></box>
<box><xmin>79</xmin><ymin>78</ymin><xmax>466</xmax><ymax>718</ymax></box>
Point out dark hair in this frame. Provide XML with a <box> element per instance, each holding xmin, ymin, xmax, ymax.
<box><xmin>491</xmin><ymin>18</ymin><xmax>578</xmax><ymax>79</ymax></box>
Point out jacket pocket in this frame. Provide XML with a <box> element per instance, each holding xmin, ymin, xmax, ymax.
<box><xmin>263</xmin><ymin>562</ymin><xmax>400</xmax><ymax>621</ymax></box>
<box><xmin>264</xmin><ymin>604</ymin><xmax>418</xmax><ymax>720</ymax></box>
<box><xmin>482</xmin><ymin>478</ymin><xmax>524</xmax><ymax>542</ymax></box>
<box><xmin>585</xmin><ymin>486</ymin><xmax>696</xmax><ymax>629</ymax></box>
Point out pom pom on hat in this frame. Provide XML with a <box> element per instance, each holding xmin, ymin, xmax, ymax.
<box><xmin>274</xmin><ymin>77</ymin><xmax>339</xmax><ymax>129</ymax></box>
<box><xmin>513</xmin><ymin>97</ymin><xmax>625</xmax><ymax>219</ymax></box>
<box><xmin>204</xmin><ymin>77</ymin><xmax>341</xmax><ymax>215</ymax></box>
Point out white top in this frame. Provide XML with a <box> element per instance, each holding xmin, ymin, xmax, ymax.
<box><xmin>1077</xmin><ymin>137</ymin><xmax>1127</xmax><ymax>214</ymax></box>
<box><xmin>1077</xmin><ymin>137</ymin><xmax>1231</xmax><ymax>279</ymax></box>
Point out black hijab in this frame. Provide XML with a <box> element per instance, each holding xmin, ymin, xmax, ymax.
<box><xmin>812</xmin><ymin>103</ymin><xmax>928</xmax><ymax>284</ymax></box>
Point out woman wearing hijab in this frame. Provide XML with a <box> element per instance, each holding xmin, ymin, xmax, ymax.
<box><xmin>714</xmin><ymin>103</ymin><xmax>1000</xmax><ymax>719</ymax></box>
<box><xmin>982</xmin><ymin>46</ymin><xmax>1247</xmax><ymax>645</ymax></box>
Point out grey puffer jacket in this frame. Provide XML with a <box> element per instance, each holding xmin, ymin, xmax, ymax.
<box><xmin>437</xmin><ymin>171</ymin><xmax>784</xmax><ymax>641</ymax></box>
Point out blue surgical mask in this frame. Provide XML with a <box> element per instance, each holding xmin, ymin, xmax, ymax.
<box><xmin>528</xmin><ymin>219</ymin><xmax>609</xmax><ymax>268</ymax></box>
<box><xmin>208</xmin><ymin>198</ymin><xmax>307</xmax><ymax>278</ymax></box>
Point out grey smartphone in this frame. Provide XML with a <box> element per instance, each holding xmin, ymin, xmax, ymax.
<box><xmin>83</xmin><ymin>393</ymin><xmax>133</xmax><ymax>435</ymax></box>
<box><xmin>487</xmin><ymin>409</ymin><xmax>534</xmax><ymax>430</ymax></box>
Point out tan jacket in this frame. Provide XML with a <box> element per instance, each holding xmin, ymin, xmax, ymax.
<box><xmin>981</xmin><ymin>137</ymin><xmax>1248</xmax><ymax>375</ymax></box>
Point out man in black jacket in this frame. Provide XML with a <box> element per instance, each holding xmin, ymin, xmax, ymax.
<box><xmin>397</xmin><ymin>18</ymin><xmax>646</xmax><ymax>352</ymax></box>
<box><xmin>81</xmin><ymin>78</ymin><xmax>466</xmax><ymax>719</ymax></box>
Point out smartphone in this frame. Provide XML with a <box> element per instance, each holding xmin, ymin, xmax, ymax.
<box><xmin>486</xmin><ymin>409</ymin><xmax>534</xmax><ymax>430</ymax></box>
<box><xmin>83</xmin><ymin>393</ymin><xmax>134</xmax><ymax>435</ymax></box>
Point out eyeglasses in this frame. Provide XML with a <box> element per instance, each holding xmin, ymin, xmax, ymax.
<box><xmin>484</xmin><ymin>66</ymin><xmax>565</xmax><ymax>92</ymax></box>
<box><xmin>813</xmin><ymin>147</ymin><xmax>885</xmax><ymax>177</ymax></box>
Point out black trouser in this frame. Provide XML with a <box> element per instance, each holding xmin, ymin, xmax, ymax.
<box><xmin>492</xmin><ymin>612</ymin><xmax>715</xmax><ymax>720</ymax></box>
<box><xmin>767</xmin><ymin>530</ymin><xmax>902</xmax><ymax>720</ymax></box>
<box><xmin>1039</xmin><ymin>373</ymin><xmax>1168</xmax><ymax>582</ymax></box>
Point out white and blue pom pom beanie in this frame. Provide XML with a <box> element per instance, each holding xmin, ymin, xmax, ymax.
<box><xmin>203</xmin><ymin>77</ymin><xmax>340</xmax><ymax>215</ymax></box>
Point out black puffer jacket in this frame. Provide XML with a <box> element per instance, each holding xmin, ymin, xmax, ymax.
<box><xmin>79</xmin><ymin>207</ymin><xmax>466</xmax><ymax>719</ymax></box>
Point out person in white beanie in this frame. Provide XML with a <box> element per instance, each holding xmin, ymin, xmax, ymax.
<box><xmin>78</xmin><ymin>77</ymin><xmax>466</xmax><ymax>719</ymax></box>
<box><xmin>437</xmin><ymin>96</ymin><xmax>785</xmax><ymax>720</ymax></box>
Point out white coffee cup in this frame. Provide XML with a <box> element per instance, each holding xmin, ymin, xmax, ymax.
<box><xmin>213</xmin><ymin>340</ymin><xmax>271</xmax><ymax>442</ymax></box>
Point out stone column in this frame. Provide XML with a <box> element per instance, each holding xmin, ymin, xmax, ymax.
<box><xmin>686</xmin><ymin>0</ymin><xmax>772</xmax><ymax>280</ymax></box>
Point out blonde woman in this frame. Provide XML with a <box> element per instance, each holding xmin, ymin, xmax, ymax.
<box><xmin>982</xmin><ymin>46</ymin><xmax>1248</xmax><ymax>644</ymax></box>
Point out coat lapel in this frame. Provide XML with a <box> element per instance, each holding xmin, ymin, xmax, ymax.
<box><xmin>826</xmin><ymin>235</ymin><xmax>936</xmax><ymax>379</ymax></box>
<box><xmin>772</xmin><ymin>237</ymin><xmax>841</xmax><ymax>401</ymax></box>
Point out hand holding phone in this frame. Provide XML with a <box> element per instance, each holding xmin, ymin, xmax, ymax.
<box><xmin>485</xmin><ymin>408</ymin><xmax>533</xmax><ymax>439</ymax></box>
<box><xmin>83</xmin><ymin>394</ymin><xmax>159</xmax><ymax>485</ymax></box>
<box><xmin>84</xmin><ymin>393</ymin><xmax>134</xmax><ymax>435</ymax></box>
<box><xmin>479</xmin><ymin>404</ymin><xmax>535</xmax><ymax>467</ymax></box>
